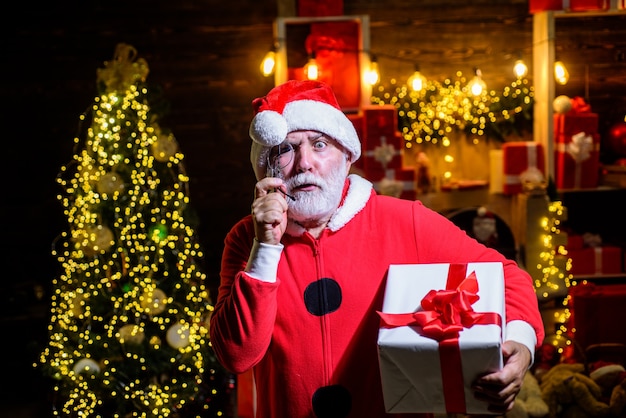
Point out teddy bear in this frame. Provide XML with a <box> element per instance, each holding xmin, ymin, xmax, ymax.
<box><xmin>506</xmin><ymin>370</ymin><xmax>550</xmax><ymax>418</ymax></box>
<box><xmin>609</xmin><ymin>373</ymin><xmax>626</xmax><ymax>417</ymax></box>
<box><xmin>539</xmin><ymin>362</ymin><xmax>611</xmax><ymax>418</ymax></box>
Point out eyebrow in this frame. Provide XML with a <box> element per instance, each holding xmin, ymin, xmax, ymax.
<box><xmin>307</xmin><ymin>133</ymin><xmax>326</xmax><ymax>141</ymax></box>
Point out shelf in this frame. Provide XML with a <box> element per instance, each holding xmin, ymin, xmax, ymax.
<box><xmin>552</xmin><ymin>9</ymin><xmax>626</xmax><ymax>18</ymax></box>
<box><xmin>557</xmin><ymin>186</ymin><xmax>624</xmax><ymax>194</ymax></box>
<box><xmin>571</xmin><ymin>273</ymin><xmax>626</xmax><ymax>286</ymax></box>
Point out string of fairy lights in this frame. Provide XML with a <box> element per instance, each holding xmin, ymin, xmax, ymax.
<box><xmin>370</xmin><ymin>72</ymin><xmax>535</xmax><ymax>148</ymax></box>
<box><xmin>535</xmin><ymin>201</ymin><xmax>575</xmax><ymax>353</ymax></box>
<box><xmin>38</xmin><ymin>44</ymin><xmax>223</xmax><ymax>417</ymax></box>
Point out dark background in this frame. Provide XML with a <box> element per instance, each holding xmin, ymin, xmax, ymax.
<box><xmin>2</xmin><ymin>0</ymin><xmax>625</xmax><ymax>415</ymax></box>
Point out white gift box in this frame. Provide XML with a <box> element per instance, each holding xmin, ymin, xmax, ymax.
<box><xmin>377</xmin><ymin>262</ymin><xmax>505</xmax><ymax>414</ymax></box>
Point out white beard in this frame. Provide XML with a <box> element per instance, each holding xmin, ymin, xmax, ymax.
<box><xmin>285</xmin><ymin>164</ymin><xmax>347</xmax><ymax>224</ymax></box>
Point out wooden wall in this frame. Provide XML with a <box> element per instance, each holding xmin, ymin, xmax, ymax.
<box><xmin>5</xmin><ymin>0</ymin><xmax>625</xmax><ymax>302</ymax></box>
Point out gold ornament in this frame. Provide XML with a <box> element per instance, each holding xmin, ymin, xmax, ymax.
<box><xmin>72</xmin><ymin>358</ymin><xmax>101</xmax><ymax>375</ymax></box>
<box><xmin>553</xmin><ymin>95</ymin><xmax>572</xmax><ymax>114</ymax></box>
<box><xmin>74</xmin><ymin>225</ymin><xmax>114</xmax><ymax>256</ymax></box>
<box><xmin>166</xmin><ymin>322</ymin><xmax>190</xmax><ymax>349</ymax></box>
<box><xmin>118</xmin><ymin>324</ymin><xmax>145</xmax><ymax>345</ymax></box>
<box><xmin>140</xmin><ymin>288</ymin><xmax>167</xmax><ymax>315</ymax></box>
<box><xmin>70</xmin><ymin>293</ymin><xmax>87</xmax><ymax>317</ymax></box>
<box><xmin>97</xmin><ymin>172</ymin><xmax>125</xmax><ymax>196</ymax></box>
<box><xmin>152</xmin><ymin>133</ymin><xmax>179</xmax><ymax>162</ymax></box>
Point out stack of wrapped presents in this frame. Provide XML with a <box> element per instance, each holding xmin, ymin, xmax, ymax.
<box><xmin>349</xmin><ymin>105</ymin><xmax>416</xmax><ymax>200</ymax></box>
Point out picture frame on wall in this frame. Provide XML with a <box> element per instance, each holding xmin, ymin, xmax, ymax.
<box><xmin>274</xmin><ymin>15</ymin><xmax>372</xmax><ymax>113</ymax></box>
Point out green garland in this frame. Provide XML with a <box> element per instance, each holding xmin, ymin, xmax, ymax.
<box><xmin>371</xmin><ymin>72</ymin><xmax>534</xmax><ymax>148</ymax></box>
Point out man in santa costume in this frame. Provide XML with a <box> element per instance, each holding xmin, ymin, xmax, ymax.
<box><xmin>209</xmin><ymin>80</ymin><xmax>544</xmax><ymax>418</ymax></box>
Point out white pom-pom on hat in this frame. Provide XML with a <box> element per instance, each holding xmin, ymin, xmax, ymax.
<box><xmin>249</xmin><ymin>80</ymin><xmax>361</xmax><ymax>180</ymax></box>
<box><xmin>250</xmin><ymin>110</ymin><xmax>288</xmax><ymax>148</ymax></box>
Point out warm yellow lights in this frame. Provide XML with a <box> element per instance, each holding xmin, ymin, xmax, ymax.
<box><xmin>304</xmin><ymin>55</ymin><xmax>319</xmax><ymax>80</ymax></box>
<box><xmin>260</xmin><ymin>50</ymin><xmax>276</xmax><ymax>77</ymax></box>
<box><xmin>373</xmin><ymin>71</ymin><xmax>534</xmax><ymax>148</ymax></box>
<box><xmin>364</xmin><ymin>56</ymin><xmax>380</xmax><ymax>86</ymax></box>
<box><xmin>554</xmin><ymin>60</ymin><xmax>569</xmax><ymax>85</ymax></box>
<box><xmin>40</xmin><ymin>44</ymin><xmax>222</xmax><ymax>417</ymax></box>
<box><xmin>534</xmin><ymin>201</ymin><xmax>574</xmax><ymax>350</ymax></box>
<box><xmin>513</xmin><ymin>59</ymin><xmax>528</xmax><ymax>78</ymax></box>
<box><xmin>467</xmin><ymin>68</ymin><xmax>487</xmax><ymax>96</ymax></box>
<box><xmin>407</xmin><ymin>69</ymin><xmax>427</xmax><ymax>92</ymax></box>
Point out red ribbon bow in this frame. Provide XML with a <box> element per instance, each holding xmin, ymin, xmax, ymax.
<box><xmin>570</xmin><ymin>96</ymin><xmax>591</xmax><ymax>114</ymax></box>
<box><xmin>377</xmin><ymin>264</ymin><xmax>503</xmax><ymax>413</ymax></box>
<box><xmin>378</xmin><ymin>269</ymin><xmax>502</xmax><ymax>341</ymax></box>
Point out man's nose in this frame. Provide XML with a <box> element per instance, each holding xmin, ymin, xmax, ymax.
<box><xmin>294</xmin><ymin>145</ymin><xmax>313</xmax><ymax>172</ymax></box>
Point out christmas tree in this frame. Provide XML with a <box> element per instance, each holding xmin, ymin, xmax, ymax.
<box><xmin>38</xmin><ymin>43</ymin><xmax>231</xmax><ymax>417</ymax></box>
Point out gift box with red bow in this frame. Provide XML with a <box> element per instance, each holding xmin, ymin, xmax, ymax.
<box><xmin>363</xmin><ymin>132</ymin><xmax>403</xmax><ymax>172</ymax></box>
<box><xmin>377</xmin><ymin>262</ymin><xmax>505</xmax><ymax>414</ymax></box>
<box><xmin>370</xmin><ymin>168</ymin><xmax>417</xmax><ymax>200</ymax></box>
<box><xmin>554</xmin><ymin>97</ymin><xmax>600</xmax><ymax>190</ymax></box>
<box><xmin>361</xmin><ymin>106</ymin><xmax>404</xmax><ymax>180</ymax></box>
<box><xmin>502</xmin><ymin>142</ymin><xmax>546</xmax><ymax>195</ymax></box>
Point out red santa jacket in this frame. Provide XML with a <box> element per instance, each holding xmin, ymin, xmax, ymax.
<box><xmin>210</xmin><ymin>174</ymin><xmax>544</xmax><ymax>418</ymax></box>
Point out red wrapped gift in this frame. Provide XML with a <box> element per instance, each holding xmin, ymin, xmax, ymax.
<box><xmin>569</xmin><ymin>282</ymin><xmax>626</xmax><ymax>351</ymax></box>
<box><xmin>370</xmin><ymin>168</ymin><xmax>416</xmax><ymax>200</ymax></box>
<box><xmin>362</xmin><ymin>105</ymin><xmax>398</xmax><ymax>141</ymax></box>
<box><xmin>347</xmin><ymin>113</ymin><xmax>365</xmax><ymax>170</ymax></box>
<box><xmin>363</xmin><ymin>134</ymin><xmax>403</xmax><ymax>172</ymax></box>
<box><xmin>566</xmin><ymin>234</ymin><xmax>584</xmax><ymax>250</ymax></box>
<box><xmin>362</xmin><ymin>128</ymin><xmax>403</xmax><ymax>172</ymax></box>
<box><xmin>567</xmin><ymin>246</ymin><xmax>623</xmax><ymax>275</ymax></box>
<box><xmin>554</xmin><ymin>99</ymin><xmax>600</xmax><ymax>190</ymax></box>
<box><xmin>297</xmin><ymin>0</ymin><xmax>343</xmax><ymax>16</ymax></box>
<box><xmin>529</xmin><ymin>0</ymin><xmax>611</xmax><ymax>12</ymax></box>
<box><xmin>502</xmin><ymin>142</ymin><xmax>546</xmax><ymax>195</ymax></box>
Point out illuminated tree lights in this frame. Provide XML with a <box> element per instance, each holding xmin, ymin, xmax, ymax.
<box><xmin>535</xmin><ymin>201</ymin><xmax>575</xmax><ymax>354</ymax></box>
<box><xmin>38</xmin><ymin>44</ymin><xmax>229</xmax><ymax>417</ymax></box>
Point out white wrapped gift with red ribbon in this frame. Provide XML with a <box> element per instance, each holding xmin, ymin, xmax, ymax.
<box><xmin>377</xmin><ymin>262</ymin><xmax>505</xmax><ymax>414</ymax></box>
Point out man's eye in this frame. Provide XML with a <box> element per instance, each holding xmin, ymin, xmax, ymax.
<box><xmin>313</xmin><ymin>141</ymin><xmax>327</xmax><ymax>150</ymax></box>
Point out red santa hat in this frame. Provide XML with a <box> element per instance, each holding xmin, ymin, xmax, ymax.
<box><xmin>588</xmin><ymin>360</ymin><xmax>626</xmax><ymax>382</ymax></box>
<box><xmin>249</xmin><ymin>80</ymin><xmax>361</xmax><ymax>180</ymax></box>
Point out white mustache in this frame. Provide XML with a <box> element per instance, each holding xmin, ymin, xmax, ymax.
<box><xmin>286</xmin><ymin>173</ymin><xmax>324</xmax><ymax>190</ymax></box>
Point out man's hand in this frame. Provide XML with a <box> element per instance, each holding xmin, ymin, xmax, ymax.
<box><xmin>251</xmin><ymin>177</ymin><xmax>289</xmax><ymax>245</ymax></box>
<box><xmin>471</xmin><ymin>340</ymin><xmax>532</xmax><ymax>415</ymax></box>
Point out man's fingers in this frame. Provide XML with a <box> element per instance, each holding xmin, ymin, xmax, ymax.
<box><xmin>255</xmin><ymin>177</ymin><xmax>285</xmax><ymax>198</ymax></box>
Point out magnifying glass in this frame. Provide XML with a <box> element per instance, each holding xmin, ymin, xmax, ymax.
<box><xmin>267</xmin><ymin>141</ymin><xmax>296</xmax><ymax>201</ymax></box>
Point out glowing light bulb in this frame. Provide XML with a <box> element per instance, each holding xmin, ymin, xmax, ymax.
<box><xmin>408</xmin><ymin>70</ymin><xmax>427</xmax><ymax>92</ymax></box>
<box><xmin>364</xmin><ymin>59</ymin><xmax>379</xmax><ymax>86</ymax></box>
<box><xmin>555</xmin><ymin>61</ymin><xmax>569</xmax><ymax>85</ymax></box>
<box><xmin>468</xmin><ymin>68</ymin><xmax>487</xmax><ymax>96</ymax></box>
<box><xmin>260</xmin><ymin>50</ymin><xmax>276</xmax><ymax>77</ymax></box>
<box><xmin>514</xmin><ymin>59</ymin><xmax>528</xmax><ymax>78</ymax></box>
<box><xmin>303</xmin><ymin>54</ymin><xmax>319</xmax><ymax>80</ymax></box>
